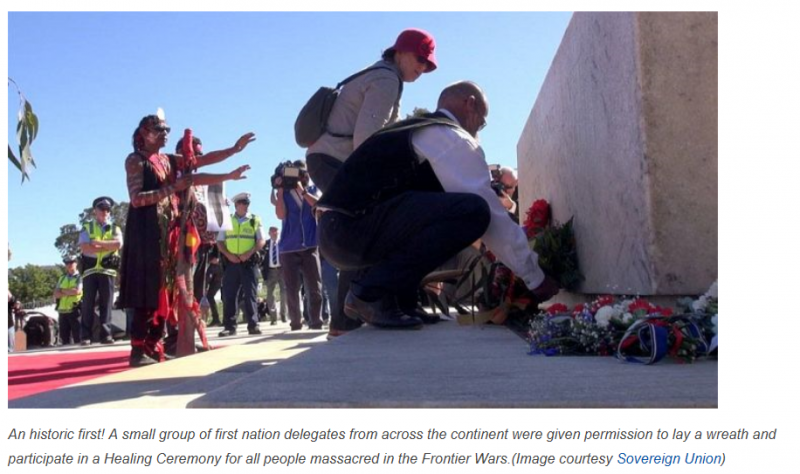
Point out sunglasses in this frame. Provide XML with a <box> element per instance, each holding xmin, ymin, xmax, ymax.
<box><xmin>147</xmin><ymin>125</ymin><xmax>171</xmax><ymax>135</ymax></box>
<box><xmin>237</xmin><ymin>200</ymin><xmax>251</xmax><ymax>205</ymax></box>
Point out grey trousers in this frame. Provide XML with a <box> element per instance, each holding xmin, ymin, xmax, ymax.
<box><xmin>280</xmin><ymin>248</ymin><xmax>323</xmax><ymax>329</ymax></box>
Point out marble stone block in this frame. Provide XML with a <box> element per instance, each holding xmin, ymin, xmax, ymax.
<box><xmin>517</xmin><ymin>12</ymin><xmax>717</xmax><ymax>295</ymax></box>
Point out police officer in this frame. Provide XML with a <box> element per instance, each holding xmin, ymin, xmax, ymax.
<box><xmin>79</xmin><ymin>196</ymin><xmax>123</xmax><ymax>345</ymax></box>
<box><xmin>217</xmin><ymin>192</ymin><xmax>266</xmax><ymax>337</ymax></box>
<box><xmin>54</xmin><ymin>256</ymin><xmax>83</xmax><ymax>345</ymax></box>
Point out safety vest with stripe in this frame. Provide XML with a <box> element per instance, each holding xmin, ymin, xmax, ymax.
<box><xmin>82</xmin><ymin>221</ymin><xmax>120</xmax><ymax>277</ymax></box>
<box><xmin>56</xmin><ymin>273</ymin><xmax>83</xmax><ymax>313</ymax></box>
<box><xmin>225</xmin><ymin>214</ymin><xmax>261</xmax><ymax>255</ymax></box>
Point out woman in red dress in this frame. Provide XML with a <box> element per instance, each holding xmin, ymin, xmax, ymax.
<box><xmin>119</xmin><ymin>114</ymin><xmax>254</xmax><ymax>367</ymax></box>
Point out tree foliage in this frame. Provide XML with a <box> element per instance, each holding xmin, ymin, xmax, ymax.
<box><xmin>8</xmin><ymin>264</ymin><xmax>62</xmax><ymax>305</ymax></box>
<box><xmin>405</xmin><ymin>107</ymin><xmax>432</xmax><ymax>119</ymax></box>
<box><xmin>8</xmin><ymin>78</ymin><xmax>40</xmax><ymax>183</ymax></box>
<box><xmin>54</xmin><ymin>202</ymin><xmax>129</xmax><ymax>259</ymax></box>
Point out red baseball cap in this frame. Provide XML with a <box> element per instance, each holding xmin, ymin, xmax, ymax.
<box><xmin>386</xmin><ymin>28</ymin><xmax>438</xmax><ymax>73</ymax></box>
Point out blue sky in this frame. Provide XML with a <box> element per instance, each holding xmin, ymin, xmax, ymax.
<box><xmin>7</xmin><ymin>12</ymin><xmax>572</xmax><ymax>266</ymax></box>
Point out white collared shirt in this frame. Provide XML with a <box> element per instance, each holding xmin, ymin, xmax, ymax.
<box><xmin>411</xmin><ymin>109</ymin><xmax>546</xmax><ymax>290</ymax></box>
<box><xmin>267</xmin><ymin>239</ymin><xmax>281</xmax><ymax>268</ymax></box>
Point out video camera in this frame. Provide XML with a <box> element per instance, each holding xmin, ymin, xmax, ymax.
<box><xmin>488</xmin><ymin>164</ymin><xmax>504</xmax><ymax>196</ymax></box>
<box><xmin>271</xmin><ymin>161</ymin><xmax>307</xmax><ymax>189</ymax></box>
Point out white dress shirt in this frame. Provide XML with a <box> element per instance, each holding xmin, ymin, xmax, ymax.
<box><xmin>411</xmin><ymin>109</ymin><xmax>546</xmax><ymax>290</ymax></box>
<box><xmin>267</xmin><ymin>239</ymin><xmax>281</xmax><ymax>268</ymax></box>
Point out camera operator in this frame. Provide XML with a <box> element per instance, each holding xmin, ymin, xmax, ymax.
<box><xmin>79</xmin><ymin>196</ymin><xmax>123</xmax><ymax>345</ymax></box>
<box><xmin>271</xmin><ymin>160</ymin><xmax>324</xmax><ymax>331</ymax></box>
<box><xmin>490</xmin><ymin>165</ymin><xmax>519</xmax><ymax>224</ymax></box>
<box><xmin>217</xmin><ymin>192</ymin><xmax>266</xmax><ymax>337</ymax></box>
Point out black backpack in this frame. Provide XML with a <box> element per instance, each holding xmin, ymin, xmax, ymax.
<box><xmin>294</xmin><ymin>66</ymin><xmax>403</xmax><ymax>147</ymax></box>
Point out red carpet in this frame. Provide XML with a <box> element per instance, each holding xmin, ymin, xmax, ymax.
<box><xmin>8</xmin><ymin>350</ymin><xmax>131</xmax><ymax>400</ymax></box>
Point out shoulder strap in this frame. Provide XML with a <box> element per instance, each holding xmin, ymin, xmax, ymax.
<box><xmin>336</xmin><ymin>66</ymin><xmax>398</xmax><ymax>89</ymax></box>
<box><xmin>250</xmin><ymin>215</ymin><xmax>259</xmax><ymax>238</ymax></box>
<box><xmin>327</xmin><ymin>66</ymin><xmax>404</xmax><ymax>139</ymax></box>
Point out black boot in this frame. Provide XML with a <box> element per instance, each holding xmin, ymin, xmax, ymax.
<box><xmin>129</xmin><ymin>347</ymin><xmax>158</xmax><ymax>367</ymax></box>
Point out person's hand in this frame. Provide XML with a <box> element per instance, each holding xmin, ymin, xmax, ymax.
<box><xmin>530</xmin><ymin>276</ymin><xmax>560</xmax><ymax>303</ymax></box>
<box><xmin>225</xmin><ymin>253</ymin><xmax>240</xmax><ymax>264</ymax></box>
<box><xmin>233</xmin><ymin>133</ymin><xmax>256</xmax><ymax>153</ymax></box>
<box><xmin>174</xmin><ymin>175</ymin><xmax>192</xmax><ymax>192</ymax></box>
<box><xmin>295</xmin><ymin>182</ymin><xmax>306</xmax><ymax>195</ymax></box>
<box><xmin>500</xmin><ymin>192</ymin><xmax>514</xmax><ymax>210</ymax></box>
<box><xmin>227</xmin><ymin>165</ymin><xmax>250</xmax><ymax>181</ymax></box>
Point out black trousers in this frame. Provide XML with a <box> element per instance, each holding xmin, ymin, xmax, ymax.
<box><xmin>318</xmin><ymin>191</ymin><xmax>490</xmax><ymax>304</ymax></box>
<box><xmin>207</xmin><ymin>284</ymin><xmax>221</xmax><ymax>323</ymax></box>
<box><xmin>58</xmin><ymin>309</ymin><xmax>81</xmax><ymax>345</ymax></box>
<box><xmin>222</xmin><ymin>262</ymin><xmax>259</xmax><ymax>331</ymax></box>
<box><xmin>80</xmin><ymin>273</ymin><xmax>114</xmax><ymax>342</ymax></box>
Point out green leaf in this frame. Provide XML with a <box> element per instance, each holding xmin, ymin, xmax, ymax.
<box><xmin>8</xmin><ymin>145</ymin><xmax>22</xmax><ymax>171</ymax></box>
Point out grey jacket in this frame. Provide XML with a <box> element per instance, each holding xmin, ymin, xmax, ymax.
<box><xmin>307</xmin><ymin>60</ymin><xmax>402</xmax><ymax>162</ymax></box>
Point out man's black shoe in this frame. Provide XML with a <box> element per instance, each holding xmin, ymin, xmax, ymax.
<box><xmin>405</xmin><ymin>306</ymin><xmax>441</xmax><ymax>324</ymax></box>
<box><xmin>308</xmin><ymin>324</ymin><xmax>323</xmax><ymax>330</ymax></box>
<box><xmin>248</xmin><ymin>327</ymin><xmax>262</xmax><ymax>335</ymax></box>
<box><xmin>343</xmin><ymin>292</ymin><xmax>423</xmax><ymax>330</ymax></box>
<box><xmin>218</xmin><ymin>329</ymin><xmax>237</xmax><ymax>337</ymax></box>
<box><xmin>101</xmin><ymin>337</ymin><xmax>115</xmax><ymax>345</ymax></box>
<box><xmin>129</xmin><ymin>353</ymin><xmax>158</xmax><ymax>367</ymax></box>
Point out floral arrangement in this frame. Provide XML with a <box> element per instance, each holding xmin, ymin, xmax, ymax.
<box><xmin>523</xmin><ymin>200</ymin><xmax>583</xmax><ymax>290</ymax></box>
<box><xmin>528</xmin><ymin>296</ymin><xmax>673</xmax><ymax>357</ymax></box>
<box><xmin>477</xmin><ymin>200</ymin><xmax>583</xmax><ymax>327</ymax></box>
<box><xmin>678</xmin><ymin>281</ymin><xmax>718</xmax><ymax>354</ymax></box>
<box><xmin>528</xmin><ymin>282</ymin><xmax>718</xmax><ymax>364</ymax></box>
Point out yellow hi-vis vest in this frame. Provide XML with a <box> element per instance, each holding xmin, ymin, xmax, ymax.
<box><xmin>56</xmin><ymin>273</ymin><xmax>83</xmax><ymax>313</ymax></box>
<box><xmin>225</xmin><ymin>214</ymin><xmax>260</xmax><ymax>255</ymax></box>
<box><xmin>83</xmin><ymin>221</ymin><xmax>120</xmax><ymax>277</ymax></box>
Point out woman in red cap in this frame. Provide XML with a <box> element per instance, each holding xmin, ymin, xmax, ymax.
<box><xmin>119</xmin><ymin>114</ymin><xmax>255</xmax><ymax>367</ymax></box>
<box><xmin>306</xmin><ymin>28</ymin><xmax>438</xmax><ymax>191</ymax></box>
<box><xmin>305</xmin><ymin>28</ymin><xmax>437</xmax><ymax>338</ymax></box>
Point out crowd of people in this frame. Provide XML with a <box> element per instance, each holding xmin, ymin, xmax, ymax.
<box><xmin>13</xmin><ymin>27</ymin><xmax>560</xmax><ymax>364</ymax></box>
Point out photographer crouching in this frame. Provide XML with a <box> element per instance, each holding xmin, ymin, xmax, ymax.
<box><xmin>271</xmin><ymin>160</ymin><xmax>324</xmax><ymax>331</ymax></box>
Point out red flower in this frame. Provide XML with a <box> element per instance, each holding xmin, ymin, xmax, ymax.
<box><xmin>572</xmin><ymin>303</ymin><xmax>587</xmax><ymax>316</ymax></box>
<box><xmin>628</xmin><ymin>298</ymin><xmax>659</xmax><ymax>315</ymax></box>
<box><xmin>591</xmin><ymin>295</ymin><xmax>614</xmax><ymax>311</ymax></box>
<box><xmin>523</xmin><ymin>199</ymin><xmax>551</xmax><ymax>238</ymax></box>
<box><xmin>655</xmin><ymin>306</ymin><xmax>674</xmax><ymax>317</ymax></box>
<box><xmin>546</xmin><ymin>303</ymin><xmax>569</xmax><ymax>315</ymax></box>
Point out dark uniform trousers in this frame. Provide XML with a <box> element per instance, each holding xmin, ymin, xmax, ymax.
<box><xmin>222</xmin><ymin>262</ymin><xmax>259</xmax><ymax>332</ymax></box>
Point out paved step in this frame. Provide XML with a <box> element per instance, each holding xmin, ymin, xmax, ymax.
<box><xmin>9</xmin><ymin>323</ymin><xmax>327</xmax><ymax>408</ymax></box>
<box><xmin>188</xmin><ymin>321</ymin><xmax>718</xmax><ymax>409</ymax></box>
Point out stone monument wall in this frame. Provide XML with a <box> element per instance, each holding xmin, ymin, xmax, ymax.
<box><xmin>517</xmin><ymin>12</ymin><xmax>717</xmax><ymax>295</ymax></box>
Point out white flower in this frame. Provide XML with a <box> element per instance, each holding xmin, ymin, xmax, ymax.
<box><xmin>692</xmin><ymin>296</ymin><xmax>709</xmax><ymax>312</ymax></box>
<box><xmin>622</xmin><ymin>312</ymin><xmax>634</xmax><ymax>324</ymax></box>
<box><xmin>595</xmin><ymin>306</ymin><xmax>614</xmax><ymax>328</ymax></box>
<box><xmin>706</xmin><ymin>281</ymin><xmax>718</xmax><ymax>299</ymax></box>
